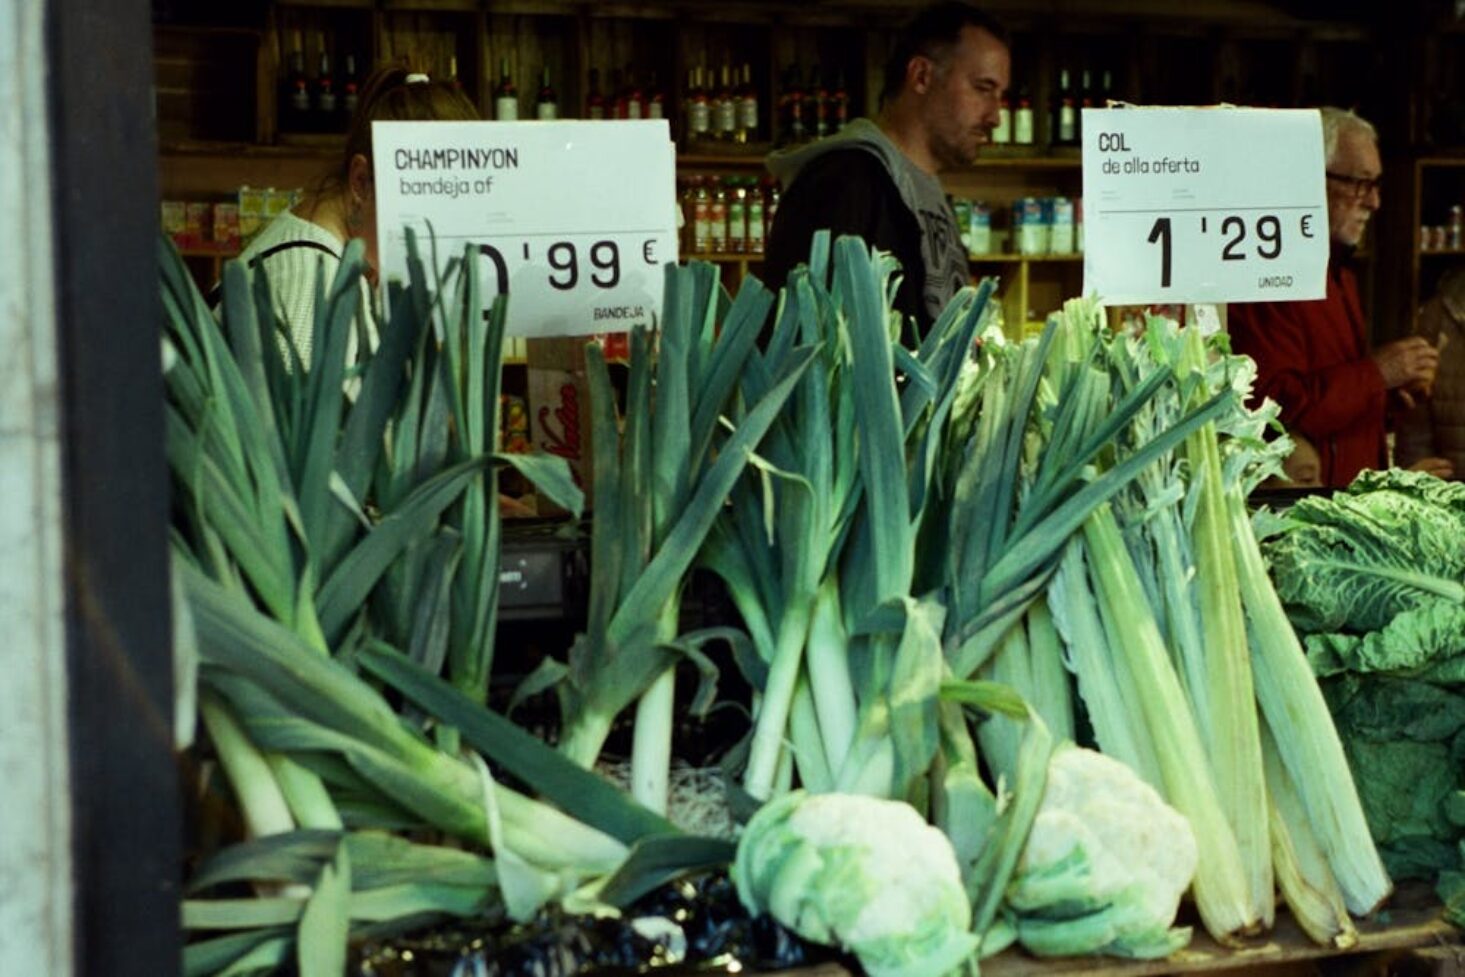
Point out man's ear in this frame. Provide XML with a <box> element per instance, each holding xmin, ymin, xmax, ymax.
<box><xmin>348</xmin><ymin>153</ymin><xmax>373</xmax><ymax>202</ymax></box>
<box><xmin>907</xmin><ymin>55</ymin><xmax>936</xmax><ymax>95</ymax></box>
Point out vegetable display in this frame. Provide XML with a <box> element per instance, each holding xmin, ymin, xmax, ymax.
<box><xmin>164</xmin><ymin>227</ymin><xmax>1408</xmax><ymax>977</ymax></box>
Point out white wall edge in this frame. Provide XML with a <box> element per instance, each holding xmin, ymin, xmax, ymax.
<box><xmin>0</xmin><ymin>0</ymin><xmax>75</xmax><ymax>972</ymax></box>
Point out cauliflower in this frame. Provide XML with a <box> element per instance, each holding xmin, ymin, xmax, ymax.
<box><xmin>733</xmin><ymin>791</ymin><xmax>978</xmax><ymax>977</ymax></box>
<box><xmin>1006</xmin><ymin>745</ymin><xmax>1198</xmax><ymax>959</ymax></box>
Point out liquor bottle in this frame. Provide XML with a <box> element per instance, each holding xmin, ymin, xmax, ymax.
<box><xmin>1013</xmin><ymin>85</ymin><xmax>1034</xmax><ymax>145</ymax></box>
<box><xmin>688</xmin><ymin>66</ymin><xmax>711</xmax><ymax>141</ymax></box>
<box><xmin>1078</xmin><ymin>68</ymin><xmax>1095</xmax><ymax>144</ymax></box>
<box><xmin>765</xmin><ymin>176</ymin><xmax>780</xmax><ymax>233</ymax></box>
<box><xmin>587</xmin><ymin>67</ymin><xmax>606</xmax><ymax>120</ymax></box>
<box><xmin>647</xmin><ymin>70</ymin><xmax>665</xmax><ymax>120</ymax></box>
<box><xmin>314</xmin><ymin>43</ymin><xmax>336</xmax><ymax>126</ymax></box>
<box><xmin>715</xmin><ymin>62</ymin><xmax>737</xmax><ymax>141</ymax></box>
<box><xmin>448</xmin><ymin>55</ymin><xmax>462</xmax><ymax>92</ymax></box>
<box><xmin>608</xmin><ymin>68</ymin><xmax>627</xmax><ymax>120</ymax></box>
<box><xmin>746</xmin><ymin>179</ymin><xmax>766</xmax><ymax>254</ymax></box>
<box><xmin>536</xmin><ymin>66</ymin><xmax>558</xmax><ymax>120</ymax></box>
<box><xmin>692</xmin><ymin>177</ymin><xmax>711</xmax><ymax>253</ymax></box>
<box><xmin>341</xmin><ymin>54</ymin><xmax>360</xmax><ymax>121</ymax></box>
<box><xmin>625</xmin><ymin>65</ymin><xmax>644</xmax><ymax>120</ymax></box>
<box><xmin>830</xmin><ymin>68</ymin><xmax>849</xmax><ymax>132</ymax></box>
<box><xmin>727</xmin><ymin>179</ymin><xmax>747</xmax><ymax>253</ymax></box>
<box><xmin>1055</xmin><ymin>68</ymin><xmax>1076</xmax><ymax>146</ymax></box>
<box><xmin>284</xmin><ymin>31</ymin><xmax>309</xmax><ymax>130</ymax></box>
<box><xmin>708</xmin><ymin>178</ymin><xmax>728</xmax><ymax>252</ymax></box>
<box><xmin>494</xmin><ymin>57</ymin><xmax>517</xmax><ymax>120</ymax></box>
<box><xmin>992</xmin><ymin>88</ymin><xmax>1011</xmax><ymax>143</ymax></box>
<box><xmin>784</xmin><ymin>66</ymin><xmax>806</xmax><ymax>145</ymax></box>
<box><xmin>809</xmin><ymin>65</ymin><xmax>829</xmax><ymax>139</ymax></box>
<box><xmin>736</xmin><ymin>62</ymin><xmax>758</xmax><ymax>143</ymax></box>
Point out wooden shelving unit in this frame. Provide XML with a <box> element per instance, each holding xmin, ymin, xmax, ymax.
<box><xmin>1398</xmin><ymin>155</ymin><xmax>1465</xmax><ymax>338</ymax></box>
<box><xmin>154</xmin><ymin>0</ymin><xmax>1411</xmax><ymax>327</ymax></box>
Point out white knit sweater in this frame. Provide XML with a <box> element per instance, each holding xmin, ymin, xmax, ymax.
<box><xmin>236</xmin><ymin>210</ymin><xmax>377</xmax><ymax>363</ymax></box>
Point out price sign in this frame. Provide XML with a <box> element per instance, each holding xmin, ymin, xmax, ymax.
<box><xmin>1081</xmin><ymin>107</ymin><xmax>1329</xmax><ymax>305</ymax></box>
<box><xmin>374</xmin><ymin>120</ymin><xmax>678</xmax><ymax>337</ymax></box>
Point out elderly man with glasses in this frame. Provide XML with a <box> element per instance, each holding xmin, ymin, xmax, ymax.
<box><xmin>1229</xmin><ymin>107</ymin><xmax>1451</xmax><ymax>487</ymax></box>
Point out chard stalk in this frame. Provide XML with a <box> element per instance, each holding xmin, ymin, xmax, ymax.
<box><xmin>1084</xmin><ymin>502</ymin><xmax>1256</xmax><ymax>944</ymax></box>
<box><xmin>1228</xmin><ymin>489</ymin><xmax>1392</xmax><ymax>916</ymax></box>
<box><xmin>1181</xmin><ymin>327</ymin><xmax>1272</xmax><ymax>928</ymax></box>
<box><xmin>1262</xmin><ymin>720</ymin><xmax>1357</xmax><ymax>948</ymax></box>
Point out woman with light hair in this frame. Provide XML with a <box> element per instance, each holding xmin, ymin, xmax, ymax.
<box><xmin>1396</xmin><ymin>266</ymin><xmax>1465</xmax><ymax>479</ymax></box>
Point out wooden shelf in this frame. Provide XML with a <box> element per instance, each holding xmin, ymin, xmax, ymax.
<box><xmin>160</xmin><ymin>139</ymin><xmax>335</xmax><ymax>160</ymax></box>
<box><xmin>984</xmin><ymin>884</ymin><xmax>1454</xmax><ymax>977</ymax></box>
<box><xmin>686</xmin><ymin>252</ymin><xmax>767</xmax><ymax>263</ymax></box>
<box><xmin>1420</xmin><ymin>247</ymin><xmax>1465</xmax><ymax>257</ymax></box>
<box><xmin>274</xmin><ymin>0</ymin><xmax>371</xmax><ymax>7</ymax></box>
<box><xmin>970</xmin><ymin>154</ymin><xmax>1084</xmax><ymax>170</ymax></box>
<box><xmin>679</xmin><ymin>150</ymin><xmax>775</xmax><ymax>167</ymax></box>
<box><xmin>971</xmin><ymin>252</ymin><xmax>1083</xmax><ymax>263</ymax></box>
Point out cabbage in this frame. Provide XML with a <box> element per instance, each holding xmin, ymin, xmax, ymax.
<box><xmin>1266</xmin><ymin>470</ymin><xmax>1465</xmax><ymax>634</ymax></box>
<box><xmin>1262</xmin><ymin>470</ymin><xmax>1465</xmax><ymax>888</ymax></box>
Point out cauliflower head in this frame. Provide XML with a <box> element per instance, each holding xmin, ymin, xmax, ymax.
<box><xmin>733</xmin><ymin>791</ymin><xmax>978</xmax><ymax>977</ymax></box>
<box><xmin>1007</xmin><ymin>745</ymin><xmax>1198</xmax><ymax>959</ymax></box>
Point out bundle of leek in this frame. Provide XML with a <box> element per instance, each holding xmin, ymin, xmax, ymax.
<box><xmin>545</xmin><ymin>262</ymin><xmax>815</xmax><ymax>815</ymax></box>
<box><xmin>164</xmin><ymin>236</ymin><xmax>703</xmax><ymax>976</ymax></box>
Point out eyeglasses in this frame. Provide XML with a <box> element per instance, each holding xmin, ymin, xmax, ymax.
<box><xmin>1326</xmin><ymin>171</ymin><xmax>1382</xmax><ymax>199</ymax></box>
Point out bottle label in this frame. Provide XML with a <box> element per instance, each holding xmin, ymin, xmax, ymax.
<box><xmin>993</xmin><ymin>107</ymin><xmax>1011</xmax><ymax>143</ymax></box>
<box><xmin>727</xmin><ymin>201</ymin><xmax>746</xmax><ymax>243</ymax></box>
<box><xmin>1058</xmin><ymin>106</ymin><xmax>1076</xmax><ymax>143</ymax></box>
<box><xmin>691</xmin><ymin>101</ymin><xmax>711</xmax><ymax>136</ymax></box>
<box><xmin>1014</xmin><ymin>108</ymin><xmax>1034</xmax><ymax>145</ymax></box>
<box><xmin>747</xmin><ymin>208</ymin><xmax>765</xmax><ymax>252</ymax></box>
<box><xmin>628</xmin><ymin>100</ymin><xmax>643</xmax><ymax>120</ymax></box>
<box><xmin>715</xmin><ymin>100</ymin><xmax>736</xmax><ymax>135</ymax></box>
<box><xmin>738</xmin><ymin>97</ymin><xmax>758</xmax><ymax>131</ymax></box>
<box><xmin>648</xmin><ymin>101</ymin><xmax>664</xmax><ymax>120</ymax></box>
<box><xmin>496</xmin><ymin>97</ymin><xmax>519</xmax><ymax>121</ymax></box>
<box><xmin>709</xmin><ymin>203</ymin><xmax>727</xmax><ymax>250</ymax></box>
<box><xmin>537</xmin><ymin>102</ymin><xmax>557</xmax><ymax>121</ymax></box>
<box><xmin>590</xmin><ymin>106</ymin><xmax>606</xmax><ymax>121</ymax></box>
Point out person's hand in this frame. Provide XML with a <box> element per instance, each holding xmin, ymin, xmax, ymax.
<box><xmin>1373</xmin><ymin>337</ymin><xmax>1440</xmax><ymax>390</ymax></box>
<box><xmin>1393</xmin><ymin>379</ymin><xmax>1431</xmax><ymax>412</ymax></box>
<box><xmin>1406</xmin><ymin>457</ymin><xmax>1455</xmax><ymax>480</ymax></box>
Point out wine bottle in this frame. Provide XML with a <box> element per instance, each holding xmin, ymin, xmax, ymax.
<box><xmin>494</xmin><ymin>57</ymin><xmax>518</xmax><ymax>121</ymax></box>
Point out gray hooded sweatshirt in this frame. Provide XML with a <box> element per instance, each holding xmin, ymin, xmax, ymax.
<box><xmin>767</xmin><ymin>119</ymin><xmax>969</xmax><ymax>324</ymax></box>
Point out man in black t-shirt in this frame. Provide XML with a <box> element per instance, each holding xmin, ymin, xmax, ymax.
<box><xmin>763</xmin><ymin>3</ymin><xmax>1011</xmax><ymax>337</ymax></box>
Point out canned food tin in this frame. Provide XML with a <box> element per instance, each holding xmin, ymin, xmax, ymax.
<box><xmin>1050</xmin><ymin>197</ymin><xmax>1075</xmax><ymax>254</ymax></box>
<box><xmin>1015</xmin><ymin>197</ymin><xmax>1047</xmax><ymax>255</ymax></box>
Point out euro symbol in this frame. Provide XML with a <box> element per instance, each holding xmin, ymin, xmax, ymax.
<box><xmin>1300</xmin><ymin>215</ymin><xmax>1314</xmax><ymax>238</ymax></box>
<box><xmin>643</xmin><ymin>240</ymin><xmax>657</xmax><ymax>264</ymax></box>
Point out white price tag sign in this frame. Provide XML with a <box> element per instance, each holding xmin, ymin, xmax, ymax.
<box><xmin>374</xmin><ymin>120</ymin><xmax>678</xmax><ymax>337</ymax></box>
<box><xmin>1081</xmin><ymin>107</ymin><xmax>1329</xmax><ymax>305</ymax></box>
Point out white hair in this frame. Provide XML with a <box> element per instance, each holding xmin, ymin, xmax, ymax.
<box><xmin>1319</xmin><ymin>106</ymin><xmax>1377</xmax><ymax>167</ymax></box>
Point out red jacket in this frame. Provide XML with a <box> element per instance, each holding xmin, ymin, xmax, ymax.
<box><xmin>1228</xmin><ymin>258</ymin><xmax>1386</xmax><ymax>487</ymax></box>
